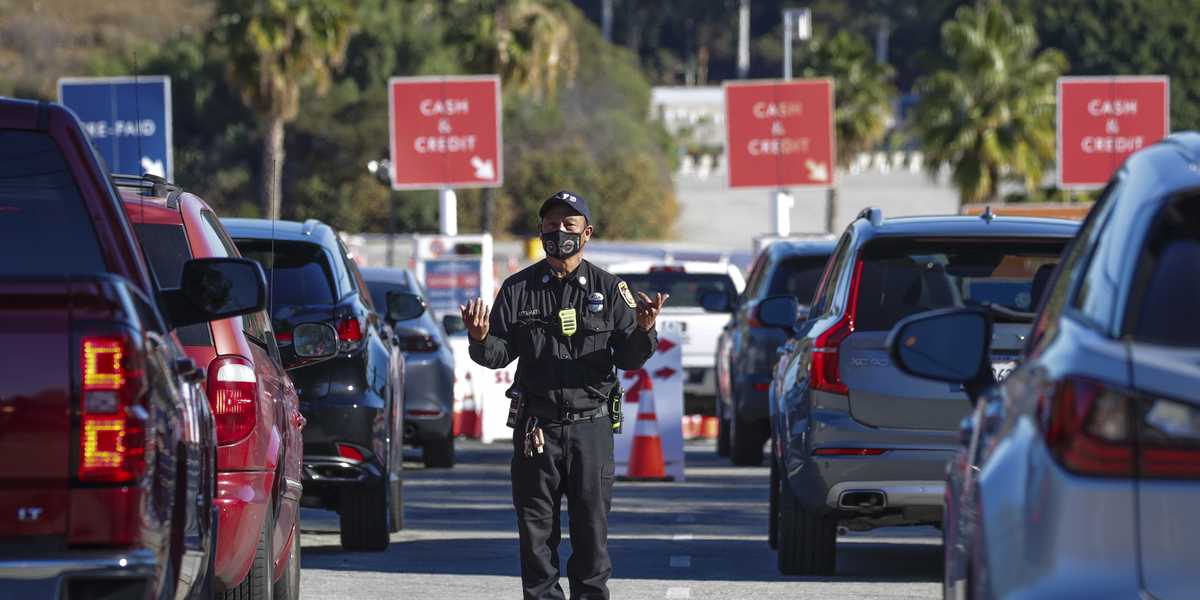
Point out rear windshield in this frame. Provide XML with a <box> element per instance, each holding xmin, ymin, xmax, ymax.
<box><xmin>855</xmin><ymin>239</ymin><xmax>1067</xmax><ymax>331</ymax></box>
<box><xmin>767</xmin><ymin>255</ymin><xmax>829</xmax><ymax>303</ymax></box>
<box><xmin>0</xmin><ymin>130</ymin><xmax>106</xmax><ymax>275</ymax></box>
<box><xmin>620</xmin><ymin>271</ymin><xmax>737</xmax><ymax>307</ymax></box>
<box><xmin>366</xmin><ymin>280</ymin><xmax>411</xmax><ymax>317</ymax></box>
<box><xmin>134</xmin><ymin>223</ymin><xmax>211</xmax><ymax>346</ymax></box>
<box><xmin>236</xmin><ymin>240</ymin><xmax>337</xmax><ymax>306</ymax></box>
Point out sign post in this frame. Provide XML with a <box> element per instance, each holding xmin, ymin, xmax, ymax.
<box><xmin>724</xmin><ymin>79</ymin><xmax>835</xmax><ymax>235</ymax></box>
<box><xmin>58</xmin><ymin>76</ymin><xmax>173</xmax><ymax>180</ymax></box>
<box><xmin>388</xmin><ymin>75</ymin><xmax>503</xmax><ymax>234</ymax></box>
<box><xmin>1057</xmin><ymin>76</ymin><xmax>1170</xmax><ymax>189</ymax></box>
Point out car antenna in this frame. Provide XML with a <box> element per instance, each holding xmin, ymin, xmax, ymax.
<box><xmin>270</xmin><ymin>159</ymin><xmax>277</xmax><ymax>321</ymax></box>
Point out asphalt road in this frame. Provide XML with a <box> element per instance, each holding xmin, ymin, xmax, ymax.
<box><xmin>299</xmin><ymin>440</ymin><xmax>942</xmax><ymax>599</ymax></box>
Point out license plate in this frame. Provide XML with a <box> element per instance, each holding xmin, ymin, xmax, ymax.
<box><xmin>991</xmin><ymin>361</ymin><xmax>1017</xmax><ymax>382</ymax></box>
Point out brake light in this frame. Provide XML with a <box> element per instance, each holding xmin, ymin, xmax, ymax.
<box><xmin>752</xmin><ymin>382</ymin><xmax>770</xmax><ymax>393</ymax></box>
<box><xmin>337</xmin><ymin>317</ymin><xmax>363</xmax><ymax>342</ymax></box>
<box><xmin>399</xmin><ymin>334</ymin><xmax>439</xmax><ymax>352</ymax></box>
<box><xmin>274</xmin><ymin>331</ymin><xmax>293</xmax><ymax>345</ymax></box>
<box><xmin>336</xmin><ymin>443</ymin><xmax>366</xmax><ymax>462</ymax></box>
<box><xmin>1039</xmin><ymin>377</ymin><xmax>1134</xmax><ymax>477</ymax></box>
<box><xmin>813</xmin><ymin>448</ymin><xmax>888</xmax><ymax>456</ymax></box>
<box><xmin>208</xmin><ymin>357</ymin><xmax>258</xmax><ymax>445</ymax></box>
<box><xmin>810</xmin><ymin>259</ymin><xmax>863</xmax><ymax>395</ymax></box>
<box><xmin>79</xmin><ymin>335</ymin><xmax>146</xmax><ymax>483</ymax></box>
<box><xmin>650</xmin><ymin>265</ymin><xmax>685</xmax><ymax>273</ymax></box>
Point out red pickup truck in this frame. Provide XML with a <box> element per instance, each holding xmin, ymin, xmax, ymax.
<box><xmin>0</xmin><ymin>98</ymin><xmax>266</xmax><ymax>598</ymax></box>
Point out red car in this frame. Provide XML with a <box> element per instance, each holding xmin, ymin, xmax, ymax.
<box><xmin>117</xmin><ymin>174</ymin><xmax>316</xmax><ymax>599</ymax></box>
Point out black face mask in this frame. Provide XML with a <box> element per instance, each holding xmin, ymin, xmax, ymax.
<box><xmin>541</xmin><ymin>230</ymin><xmax>583</xmax><ymax>259</ymax></box>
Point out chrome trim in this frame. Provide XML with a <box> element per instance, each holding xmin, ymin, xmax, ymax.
<box><xmin>284</xmin><ymin>477</ymin><xmax>304</xmax><ymax>500</ymax></box>
<box><xmin>826</xmin><ymin>480</ymin><xmax>945</xmax><ymax>509</ymax></box>
<box><xmin>0</xmin><ymin>548</ymin><xmax>156</xmax><ymax>580</ymax></box>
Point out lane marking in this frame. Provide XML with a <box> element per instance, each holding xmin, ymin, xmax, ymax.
<box><xmin>670</xmin><ymin>555</ymin><xmax>692</xmax><ymax>568</ymax></box>
<box><xmin>672</xmin><ymin>533</ymin><xmax>694</xmax><ymax>541</ymax></box>
<box><xmin>666</xmin><ymin>588</ymin><xmax>691</xmax><ymax>599</ymax></box>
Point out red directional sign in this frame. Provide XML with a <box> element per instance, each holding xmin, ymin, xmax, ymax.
<box><xmin>388</xmin><ymin>75</ymin><xmax>502</xmax><ymax>190</ymax></box>
<box><xmin>724</xmin><ymin>79</ymin><xmax>835</xmax><ymax>189</ymax></box>
<box><xmin>1057</xmin><ymin>76</ymin><xmax>1169</xmax><ymax>189</ymax></box>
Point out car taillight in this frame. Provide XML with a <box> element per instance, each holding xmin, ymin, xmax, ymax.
<box><xmin>1138</xmin><ymin>396</ymin><xmax>1200</xmax><ymax>478</ymax></box>
<box><xmin>336</xmin><ymin>443</ymin><xmax>366</xmax><ymax>462</ymax></box>
<box><xmin>337</xmin><ymin>316</ymin><xmax>363</xmax><ymax>351</ymax></box>
<box><xmin>650</xmin><ymin>265</ymin><xmax>685</xmax><ymax>273</ymax></box>
<box><xmin>79</xmin><ymin>335</ymin><xmax>146</xmax><ymax>483</ymax></box>
<box><xmin>207</xmin><ymin>357</ymin><xmax>258</xmax><ymax>445</ymax></box>
<box><xmin>274</xmin><ymin>331</ymin><xmax>293</xmax><ymax>345</ymax></box>
<box><xmin>1040</xmin><ymin>377</ymin><xmax>1134</xmax><ymax>477</ymax></box>
<box><xmin>809</xmin><ymin>259</ymin><xmax>862</xmax><ymax>395</ymax></box>
<box><xmin>399</xmin><ymin>334</ymin><xmax>439</xmax><ymax>352</ymax></box>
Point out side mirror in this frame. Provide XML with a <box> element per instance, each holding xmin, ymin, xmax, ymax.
<box><xmin>285</xmin><ymin>322</ymin><xmax>338</xmax><ymax>370</ymax></box>
<box><xmin>443</xmin><ymin>314</ymin><xmax>467</xmax><ymax>336</ymax></box>
<box><xmin>700</xmin><ymin>291</ymin><xmax>733</xmax><ymax>313</ymax></box>
<box><xmin>387</xmin><ymin>291</ymin><xmax>426</xmax><ymax>322</ymax></box>
<box><xmin>164</xmin><ymin>257</ymin><xmax>267</xmax><ymax>328</ymax></box>
<box><xmin>887</xmin><ymin>308</ymin><xmax>993</xmax><ymax>389</ymax></box>
<box><xmin>756</xmin><ymin>295</ymin><xmax>801</xmax><ymax>330</ymax></box>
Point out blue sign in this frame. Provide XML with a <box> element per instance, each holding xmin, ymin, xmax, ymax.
<box><xmin>423</xmin><ymin>259</ymin><xmax>482</xmax><ymax>313</ymax></box>
<box><xmin>58</xmin><ymin>76</ymin><xmax>173</xmax><ymax>181</ymax></box>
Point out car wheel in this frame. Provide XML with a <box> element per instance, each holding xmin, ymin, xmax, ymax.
<box><xmin>388</xmin><ymin>478</ymin><xmax>404</xmax><ymax>533</ymax></box>
<box><xmin>220</xmin><ymin>503</ymin><xmax>274</xmax><ymax>599</ymax></box>
<box><xmin>730</xmin><ymin>415</ymin><xmax>764</xmax><ymax>466</ymax></box>
<box><xmin>768</xmin><ymin>447</ymin><xmax>780</xmax><ymax>550</ymax></box>
<box><xmin>339</xmin><ymin>485</ymin><xmax>390</xmax><ymax>552</ymax></box>
<box><xmin>272</xmin><ymin>520</ymin><xmax>300</xmax><ymax>600</ymax></box>
<box><xmin>423</xmin><ymin>435</ymin><xmax>456</xmax><ymax>469</ymax></box>
<box><xmin>716</xmin><ymin>404</ymin><xmax>731</xmax><ymax>457</ymax></box>
<box><xmin>777</xmin><ymin>475</ymin><xmax>836</xmax><ymax>576</ymax></box>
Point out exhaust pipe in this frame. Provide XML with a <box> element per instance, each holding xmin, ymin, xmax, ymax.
<box><xmin>839</xmin><ymin>490</ymin><xmax>886</xmax><ymax>510</ymax></box>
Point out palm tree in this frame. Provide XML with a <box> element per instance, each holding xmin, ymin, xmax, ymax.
<box><xmin>912</xmin><ymin>2</ymin><xmax>1067</xmax><ymax>204</ymax></box>
<box><xmin>796</xmin><ymin>31</ymin><xmax>897</xmax><ymax>167</ymax></box>
<box><xmin>213</xmin><ymin>0</ymin><xmax>356</xmax><ymax>218</ymax></box>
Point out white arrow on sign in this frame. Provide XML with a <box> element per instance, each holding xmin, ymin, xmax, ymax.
<box><xmin>470</xmin><ymin>156</ymin><xmax>495</xmax><ymax>180</ymax></box>
<box><xmin>805</xmin><ymin>159</ymin><xmax>829</xmax><ymax>182</ymax></box>
<box><xmin>141</xmin><ymin>156</ymin><xmax>165</xmax><ymax>178</ymax></box>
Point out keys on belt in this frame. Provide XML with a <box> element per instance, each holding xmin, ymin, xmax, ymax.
<box><xmin>523</xmin><ymin>417</ymin><xmax>545</xmax><ymax>458</ymax></box>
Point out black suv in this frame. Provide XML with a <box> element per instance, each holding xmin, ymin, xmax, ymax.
<box><xmin>223</xmin><ymin>218</ymin><xmax>421</xmax><ymax>550</ymax></box>
<box><xmin>710</xmin><ymin>239</ymin><xmax>836</xmax><ymax>465</ymax></box>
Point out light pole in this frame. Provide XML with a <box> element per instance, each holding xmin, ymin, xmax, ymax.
<box><xmin>367</xmin><ymin>159</ymin><xmax>397</xmax><ymax>267</ymax></box>
<box><xmin>771</xmin><ymin>8</ymin><xmax>811</xmax><ymax>237</ymax></box>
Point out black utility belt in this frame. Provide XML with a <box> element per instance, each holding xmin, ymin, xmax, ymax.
<box><xmin>525</xmin><ymin>402</ymin><xmax>609</xmax><ymax>424</ymax></box>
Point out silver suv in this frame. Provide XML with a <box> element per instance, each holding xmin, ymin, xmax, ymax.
<box><xmin>760</xmin><ymin>208</ymin><xmax>1077</xmax><ymax>575</ymax></box>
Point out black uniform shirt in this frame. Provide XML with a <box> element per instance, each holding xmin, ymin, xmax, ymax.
<box><xmin>468</xmin><ymin>259</ymin><xmax>657</xmax><ymax>412</ymax></box>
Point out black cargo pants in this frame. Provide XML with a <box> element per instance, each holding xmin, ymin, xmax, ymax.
<box><xmin>512</xmin><ymin>415</ymin><xmax>615</xmax><ymax>600</ymax></box>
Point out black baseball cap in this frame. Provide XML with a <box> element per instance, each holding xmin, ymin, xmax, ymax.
<box><xmin>539</xmin><ymin>190</ymin><xmax>592</xmax><ymax>223</ymax></box>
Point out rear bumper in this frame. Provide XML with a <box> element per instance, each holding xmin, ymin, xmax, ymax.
<box><xmin>0</xmin><ymin>548</ymin><xmax>157</xmax><ymax>598</ymax></box>
<box><xmin>214</xmin><ymin>470</ymin><xmax>272</xmax><ymax>590</ymax></box>
<box><xmin>683</xmin><ymin>367</ymin><xmax>715</xmax><ymax>397</ymax></box>
<box><xmin>402</xmin><ymin>356</ymin><xmax>454</xmax><ymax>445</ymax></box>
<box><xmin>786</xmin><ymin>447</ymin><xmax>952</xmax><ymax>522</ymax></box>
<box><xmin>300</xmin><ymin>397</ymin><xmax>391</xmax><ymax>508</ymax></box>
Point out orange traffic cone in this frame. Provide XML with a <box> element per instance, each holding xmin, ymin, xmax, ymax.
<box><xmin>625</xmin><ymin>375</ymin><xmax>671</xmax><ymax>481</ymax></box>
<box><xmin>700</xmin><ymin>415</ymin><xmax>719</xmax><ymax>439</ymax></box>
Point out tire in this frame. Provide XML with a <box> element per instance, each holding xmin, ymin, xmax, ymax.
<box><xmin>716</xmin><ymin>406</ymin><xmax>731</xmax><ymax>457</ymax></box>
<box><xmin>220</xmin><ymin>503</ymin><xmax>274</xmax><ymax>600</ymax></box>
<box><xmin>768</xmin><ymin>449</ymin><xmax>780</xmax><ymax>550</ymax></box>
<box><xmin>388</xmin><ymin>478</ymin><xmax>404</xmax><ymax>533</ymax></box>
<box><xmin>339</xmin><ymin>485</ymin><xmax>390</xmax><ymax>552</ymax></box>
<box><xmin>777</xmin><ymin>476</ymin><xmax>836</xmax><ymax>576</ymax></box>
<box><xmin>422</xmin><ymin>435</ymin><xmax>455</xmax><ymax>469</ymax></box>
<box><xmin>730</xmin><ymin>415</ymin><xmax>764</xmax><ymax>466</ymax></box>
<box><xmin>272</xmin><ymin>520</ymin><xmax>300</xmax><ymax>600</ymax></box>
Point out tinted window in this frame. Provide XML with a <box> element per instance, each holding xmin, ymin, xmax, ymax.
<box><xmin>1127</xmin><ymin>200</ymin><xmax>1200</xmax><ymax>347</ymax></box>
<box><xmin>1071</xmin><ymin>178</ymin><xmax>1126</xmax><ymax>329</ymax></box>
<box><xmin>766</xmin><ymin>256</ymin><xmax>829</xmax><ymax>303</ymax></box>
<box><xmin>133</xmin><ymin>223</ymin><xmax>211</xmax><ymax>346</ymax></box>
<box><xmin>366</xmin><ymin>281</ymin><xmax>411</xmax><ymax>318</ymax></box>
<box><xmin>743</xmin><ymin>253</ymin><xmax>772</xmax><ymax>299</ymax></box>
<box><xmin>811</xmin><ymin>234</ymin><xmax>851</xmax><ymax>318</ymax></box>
<box><xmin>855</xmin><ymin>239</ymin><xmax>1066</xmax><ymax>332</ymax></box>
<box><xmin>620</xmin><ymin>272</ymin><xmax>737</xmax><ymax>307</ymax></box>
<box><xmin>0</xmin><ymin>130</ymin><xmax>106</xmax><ymax>275</ymax></box>
<box><xmin>236</xmin><ymin>240</ymin><xmax>337</xmax><ymax>306</ymax></box>
<box><xmin>338</xmin><ymin>237</ymin><xmax>372</xmax><ymax>310</ymax></box>
<box><xmin>200</xmin><ymin>211</ymin><xmax>271</xmax><ymax>343</ymax></box>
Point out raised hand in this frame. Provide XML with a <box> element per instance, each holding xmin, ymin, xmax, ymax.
<box><xmin>635</xmin><ymin>291</ymin><xmax>669</xmax><ymax>332</ymax></box>
<box><xmin>459</xmin><ymin>298</ymin><xmax>491</xmax><ymax>342</ymax></box>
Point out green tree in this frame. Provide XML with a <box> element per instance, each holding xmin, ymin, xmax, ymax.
<box><xmin>912</xmin><ymin>2</ymin><xmax>1066</xmax><ymax>204</ymax></box>
<box><xmin>794</xmin><ymin>31</ymin><xmax>896</xmax><ymax>167</ymax></box>
<box><xmin>212</xmin><ymin>0</ymin><xmax>356</xmax><ymax>219</ymax></box>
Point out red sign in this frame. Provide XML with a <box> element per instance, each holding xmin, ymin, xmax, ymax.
<box><xmin>724</xmin><ymin>79</ymin><xmax>835</xmax><ymax>188</ymax></box>
<box><xmin>1057</xmin><ymin>76</ymin><xmax>1169</xmax><ymax>189</ymax></box>
<box><xmin>388</xmin><ymin>75</ymin><xmax>502</xmax><ymax>189</ymax></box>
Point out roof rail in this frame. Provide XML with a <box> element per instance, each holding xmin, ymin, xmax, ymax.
<box><xmin>856</xmin><ymin>207</ymin><xmax>883</xmax><ymax>226</ymax></box>
<box><xmin>110</xmin><ymin>173</ymin><xmax>180</xmax><ymax>208</ymax></box>
<box><xmin>302</xmin><ymin>218</ymin><xmax>322</xmax><ymax>236</ymax></box>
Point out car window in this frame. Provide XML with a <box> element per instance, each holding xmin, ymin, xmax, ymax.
<box><xmin>366</xmin><ymin>280</ymin><xmax>411</xmax><ymax>318</ymax></box>
<box><xmin>742</xmin><ymin>252</ymin><xmax>772</xmax><ymax>300</ymax></box>
<box><xmin>337</xmin><ymin>237</ymin><xmax>374</xmax><ymax>310</ymax></box>
<box><xmin>1070</xmin><ymin>178</ymin><xmax>1126</xmax><ymax>330</ymax></box>
<box><xmin>236</xmin><ymin>239</ymin><xmax>338</xmax><ymax>307</ymax></box>
<box><xmin>765</xmin><ymin>256</ymin><xmax>828</xmax><ymax>305</ymax></box>
<box><xmin>133</xmin><ymin>222</ymin><xmax>212</xmax><ymax>346</ymax></box>
<box><xmin>1125</xmin><ymin>198</ymin><xmax>1200</xmax><ymax>347</ymax></box>
<box><xmin>854</xmin><ymin>238</ymin><xmax>1066</xmax><ymax>332</ymax></box>
<box><xmin>199</xmin><ymin>210</ymin><xmax>271</xmax><ymax>344</ymax></box>
<box><xmin>620</xmin><ymin>272</ymin><xmax>737</xmax><ymax>307</ymax></box>
<box><xmin>326</xmin><ymin>237</ymin><xmax>354</xmax><ymax>299</ymax></box>
<box><xmin>0</xmin><ymin>130</ymin><xmax>107</xmax><ymax>275</ymax></box>
<box><xmin>811</xmin><ymin>234</ymin><xmax>852</xmax><ymax>318</ymax></box>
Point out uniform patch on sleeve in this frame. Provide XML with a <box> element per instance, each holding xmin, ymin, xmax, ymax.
<box><xmin>618</xmin><ymin>281</ymin><xmax>637</xmax><ymax>308</ymax></box>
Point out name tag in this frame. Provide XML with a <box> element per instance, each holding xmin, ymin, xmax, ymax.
<box><xmin>559</xmin><ymin>308</ymin><xmax>578</xmax><ymax>337</ymax></box>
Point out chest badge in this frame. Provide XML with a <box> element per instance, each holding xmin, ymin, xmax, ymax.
<box><xmin>558</xmin><ymin>308</ymin><xmax>578</xmax><ymax>336</ymax></box>
<box><xmin>618</xmin><ymin>281</ymin><xmax>637</xmax><ymax>308</ymax></box>
<box><xmin>587</xmin><ymin>292</ymin><xmax>605</xmax><ymax>313</ymax></box>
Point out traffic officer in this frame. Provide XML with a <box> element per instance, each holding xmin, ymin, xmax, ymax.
<box><xmin>462</xmin><ymin>190</ymin><xmax>667</xmax><ymax>600</ymax></box>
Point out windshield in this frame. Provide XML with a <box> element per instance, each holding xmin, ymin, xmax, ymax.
<box><xmin>855</xmin><ymin>239</ymin><xmax>1067</xmax><ymax>331</ymax></box>
<box><xmin>767</xmin><ymin>255</ymin><xmax>829</xmax><ymax>304</ymax></box>
<box><xmin>236</xmin><ymin>240</ymin><xmax>338</xmax><ymax>306</ymax></box>
<box><xmin>620</xmin><ymin>271</ymin><xmax>737</xmax><ymax>307</ymax></box>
